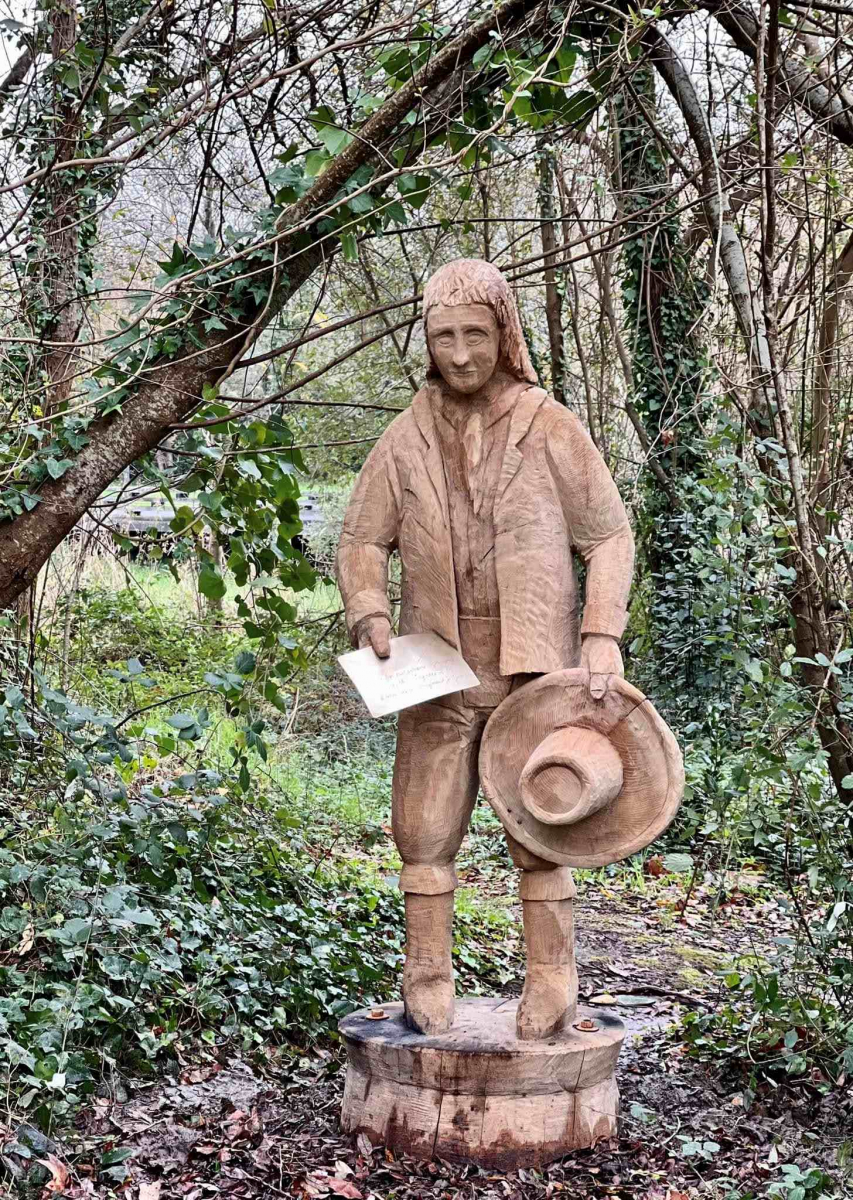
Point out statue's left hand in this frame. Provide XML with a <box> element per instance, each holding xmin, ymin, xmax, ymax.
<box><xmin>581</xmin><ymin>634</ymin><xmax>624</xmax><ymax>701</ymax></box>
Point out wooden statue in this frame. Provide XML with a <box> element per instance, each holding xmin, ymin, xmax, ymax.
<box><xmin>336</xmin><ymin>259</ymin><xmax>683</xmax><ymax>1166</ymax></box>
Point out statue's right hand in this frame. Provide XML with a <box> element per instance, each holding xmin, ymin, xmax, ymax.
<box><xmin>357</xmin><ymin>615</ymin><xmax>392</xmax><ymax>659</ymax></box>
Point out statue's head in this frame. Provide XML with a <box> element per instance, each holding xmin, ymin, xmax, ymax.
<box><xmin>423</xmin><ymin>258</ymin><xmax>537</xmax><ymax>395</ymax></box>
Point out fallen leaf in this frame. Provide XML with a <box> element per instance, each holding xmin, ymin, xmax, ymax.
<box><xmin>313</xmin><ymin>1176</ymin><xmax>362</xmax><ymax>1199</ymax></box>
<box><xmin>329</xmin><ymin>1184</ymin><xmax>363</xmax><ymax>1199</ymax></box>
<box><xmin>300</xmin><ymin>1178</ymin><xmax>330</xmax><ymax>1198</ymax></box>
<box><xmin>223</xmin><ymin>1106</ymin><xmax>262</xmax><ymax>1143</ymax></box>
<box><xmin>139</xmin><ymin>1185</ymin><xmax>161</xmax><ymax>1200</ymax></box>
<box><xmin>36</xmin><ymin>1154</ymin><xmax>69</xmax><ymax>1194</ymax></box>
<box><xmin>180</xmin><ymin>1064</ymin><xmax>217</xmax><ymax>1085</ymax></box>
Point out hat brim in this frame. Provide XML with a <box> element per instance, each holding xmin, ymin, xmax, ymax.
<box><xmin>479</xmin><ymin>670</ymin><xmax>684</xmax><ymax>868</ymax></box>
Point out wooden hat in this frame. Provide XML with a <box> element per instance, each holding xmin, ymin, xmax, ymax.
<box><xmin>479</xmin><ymin>670</ymin><xmax>684</xmax><ymax>868</ymax></box>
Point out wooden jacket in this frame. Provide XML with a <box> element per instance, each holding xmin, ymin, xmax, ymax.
<box><xmin>336</xmin><ymin>384</ymin><xmax>635</xmax><ymax>676</ymax></box>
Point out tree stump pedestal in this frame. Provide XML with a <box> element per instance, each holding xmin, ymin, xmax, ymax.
<box><xmin>339</xmin><ymin>997</ymin><xmax>624</xmax><ymax>1170</ymax></box>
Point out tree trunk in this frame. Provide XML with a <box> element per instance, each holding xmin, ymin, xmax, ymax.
<box><xmin>537</xmin><ymin>139</ymin><xmax>566</xmax><ymax>406</ymax></box>
<box><xmin>648</xmin><ymin>21</ymin><xmax>853</xmax><ymax>798</ymax></box>
<box><xmin>41</xmin><ymin>0</ymin><xmax>82</xmax><ymax>414</ymax></box>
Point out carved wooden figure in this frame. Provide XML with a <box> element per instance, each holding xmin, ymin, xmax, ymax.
<box><xmin>336</xmin><ymin>259</ymin><xmax>683</xmax><ymax>1166</ymax></box>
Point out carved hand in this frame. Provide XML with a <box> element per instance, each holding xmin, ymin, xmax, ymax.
<box><xmin>357</xmin><ymin>615</ymin><xmax>392</xmax><ymax>659</ymax></box>
<box><xmin>580</xmin><ymin>634</ymin><xmax>624</xmax><ymax>701</ymax></box>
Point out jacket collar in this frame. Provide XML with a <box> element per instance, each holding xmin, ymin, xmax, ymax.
<box><xmin>412</xmin><ymin>382</ymin><xmax>547</xmax><ymax>505</ymax></box>
<box><xmin>411</xmin><ymin>387</ymin><xmax>447</xmax><ymax>517</ymax></box>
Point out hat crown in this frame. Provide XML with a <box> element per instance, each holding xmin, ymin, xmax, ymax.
<box><xmin>519</xmin><ymin>726</ymin><xmax>624</xmax><ymax>827</ymax></box>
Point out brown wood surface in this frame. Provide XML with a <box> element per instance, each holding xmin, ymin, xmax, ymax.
<box><xmin>480</xmin><ymin>669</ymin><xmax>684</xmax><ymax>867</ymax></box>
<box><xmin>335</xmin><ymin>257</ymin><xmax>674</xmax><ymax>1056</ymax></box>
<box><xmin>340</xmin><ymin>998</ymin><xmax>624</xmax><ymax>1168</ymax></box>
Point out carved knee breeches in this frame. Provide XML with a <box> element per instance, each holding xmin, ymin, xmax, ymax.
<box><xmin>391</xmin><ymin>692</ymin><xmax>574</xmax><ymax>901</ymax></box>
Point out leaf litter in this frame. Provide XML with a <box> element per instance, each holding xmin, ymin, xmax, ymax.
<box><xmin>4</xmin><ymin>869</ymin><xmax>850</xmax><ymax>1198</ymax></box>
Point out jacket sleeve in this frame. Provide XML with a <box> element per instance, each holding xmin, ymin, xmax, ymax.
<box><xmin>336</xmin><ymin>423</ymin><xmax>404</xmax><ymax>645</ymax></box>
<box><xmin>545</xmin><ymin>408</ymin><xmax>635</xmax><ymax>640</ymax></box>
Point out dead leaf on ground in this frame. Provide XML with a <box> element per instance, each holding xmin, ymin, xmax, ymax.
<box><xmin>138</xmin><ymin>1184</ymin><xmax>161</xmax><ymax>1200</ymax></box>
<box><xmin>180</xmin><ymin>1064</ymin><xmax>219</xmax><ymax>1085</ymax></box>
<box><xmin>223</xmin><ymin>1106</ymin><xmax>263</xmax><ymax>1143</ymax></box>
<box><xmin>37</xmin><ymin>1153</ymin><xmax>70</xmax><ymax>1195</ymax></box>
<box><xmin>308</xmin><ymin>1174</ymin><xmax>363</xmax><ymax>1199</ymax></box>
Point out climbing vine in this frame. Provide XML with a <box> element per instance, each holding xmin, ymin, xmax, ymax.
<box><xmin>615</xmin><ymin>67</ymin><xmax>740</xmax><ymax>723</ymax></box>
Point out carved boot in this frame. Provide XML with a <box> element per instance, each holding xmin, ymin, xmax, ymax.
<box><xmin>516</xmin><ymin>896</ymin><xmax>578</xmax><ymax>1041</ymax></box>
<box><xmin>403</xmin><ymin>891</ymin><xmax>455</xmax><ymax>1034</ymax></box>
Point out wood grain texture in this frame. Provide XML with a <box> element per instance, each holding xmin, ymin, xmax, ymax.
<box><xmin>336</xmin><ymin>257</ymin><xmax>662</xmax><ymax>1136</ymax></box>
<box><xmin>340</xmin><ymin>998</ymin><xmax>624</xmax><ymax>1168</ymax></box>
<box><xmin>336</xmin><ymin>385</ymin><xmax>635</xmax><ymax>674</ymax></box>
<box><xmin>480</xmin><ymin>669</ymin><xmax>684</xmax><ymax>867</ymax></box>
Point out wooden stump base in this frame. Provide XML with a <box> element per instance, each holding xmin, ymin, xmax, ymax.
<box><xmin>339</xmin><ymin>998</ymin><xmax>625</xmax><ymax>1169</ymax></box>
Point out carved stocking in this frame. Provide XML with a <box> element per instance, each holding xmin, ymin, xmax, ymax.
<box><xmin>403</xmin><ymin>891</ymin><xmax>455</xmax><ymax>1034</ymax></box>
<box><xmin>516</xmin><ymin>897</ymin><xmax>578</xmax><ymax>1041</ymax></box>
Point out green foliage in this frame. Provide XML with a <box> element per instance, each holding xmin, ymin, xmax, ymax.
<box><xmin>0</xmin><ymin>767</ymin><xmax>404</xmax><ymax>1128</ymax></box>
<box><xmin>611</xmin><ymin>70</ymin><xmax>853</xmax><ymax>1091</ymax></box>
<box><xmin>767</xmin><ymin>1164</ymin><xmax>837</xmax><ymax>1200</ymax></box>
<box><xmin>680</xmin><ymin>963</ymin><xmax>853</xmax><ymax>1085</ymax></box>
<box><xmin>614</xmin><ymin>68</ymin><xmax>741</xmax><ymax>732</ymax></box>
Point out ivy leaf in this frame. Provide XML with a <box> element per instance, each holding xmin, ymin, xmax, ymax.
<box><xmin>121</xmin><ymin>908</ymin><xmax>158</xmax><ymax>927</ymax></box>
<box><xmin>100</xmin><ymin>1146</ymin><xmax>136</xmax><ymax>1168</ymax></box>
<box><xmin>340</xmin><ymin>232</ymin><xmax>358</xmax><ymax>261</ymax></box>
<box><xmin>56</xmin><ymin>918</ymin><xmax>92</xmax><ymax>944</ymax></box>
<box><xmin>398</xmin><ymin>173</ymin><xmax>430</xmax><ymax>208</ymax></box>
<box><xmin>305</xmin><ymin>149</ymin><xmax>330</xmax><ymax>177</ymax></box>
<box><xmin>234</xmin><ymin>650</ymin><xmax>256</xmax><ymax>675</ymax></box>
<box><xmin>45</xmin><ymin>458</ymin><xmax>74</xmax><ymax>480</ymax></box>
<box><xmin>311</xmin><ymin>105</ymin><xmax>354</xmax><ymax>155</ymax></box>
<box><xmin>560</xmin><ymin>88</ymin><xmax>600</xmax><ymax>130</ymax></box>
<box><xmin>157</xmin><ymin>241</ymin><xmax>185</xmax><ymax>276</ymax></box>
<box><xmin>744</xmin><ymin>659</ymin><xmax>764</xmax><ymax>684</ymax></box>
<box><xmin>166</xmin><ymin>712</ymin><xmax>197</xmax><ymax>730</ymax></box>
<box><xmin>236</xmin><ymin>456</ymin><xmax>262</xmax><ymax>480</ymax></box>
<box><xmin>827</xmin><ymin>901</ymin><xmax>847</xmax><ymax>932</ymax></box>
<box><xmin>198</xmin><ymin>565</ymin><xmax>226</xmax><ymax>602</ymax></box>
<box><xmin>662</xmin><ymin>852</ymin><xmax>694</xmax><ymax>874</ymax></box>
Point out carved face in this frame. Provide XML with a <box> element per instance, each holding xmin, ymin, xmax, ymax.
<box><xmin>426</xmin><ymin>303</ymin><xmax>500</xmax><ymax>395</ymax></box>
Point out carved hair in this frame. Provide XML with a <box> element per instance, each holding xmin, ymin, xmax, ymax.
<box><xmin>422</xmin><ymin>258</ymin><xmax>538</xmax><ymax>384</ymax></box>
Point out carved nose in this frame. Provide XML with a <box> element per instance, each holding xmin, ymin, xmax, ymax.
<box><xmin>519</xmin><ymin>726</ymin><xmax>624</xmax><ymax>827</ymax></box>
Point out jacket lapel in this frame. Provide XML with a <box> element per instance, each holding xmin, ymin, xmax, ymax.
<box><xmin>411</xmin><ymin>386</ymin><xmax>458</xmax><ymax>646</ymax></box>
<box><xmin>411</xmin><ymin>387</ymin><xmax>450</xmax><ymax>522</ymax></box>
<box><xmin>497</xmin><ymin>385</ymin><xmax>547</xmax><ymax>501</ymax></box>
